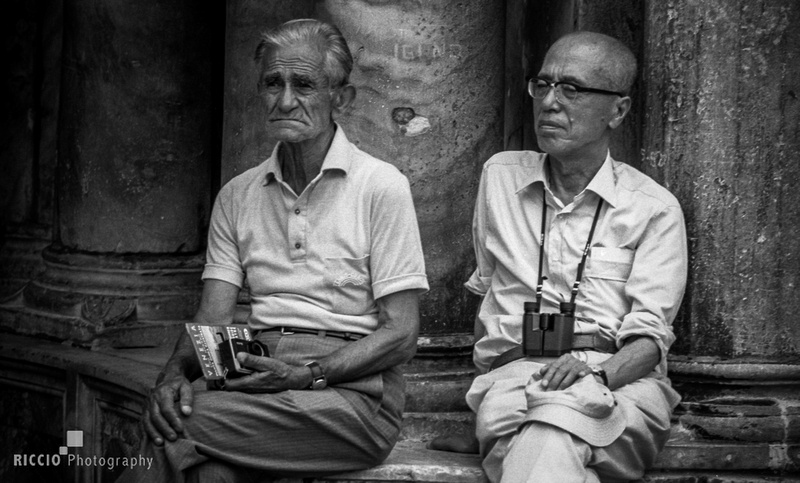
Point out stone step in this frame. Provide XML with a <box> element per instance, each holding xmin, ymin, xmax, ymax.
<box><xmin>2</xmin><ymin>334</ymin><xmax>799</xmax><ymax>482</ymax></box>
<box><xmin>314</xmin><ymin>440</ymin><xmax>800</xmax><ymax>483</ymax></box>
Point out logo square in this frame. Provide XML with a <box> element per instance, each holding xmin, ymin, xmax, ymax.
<box><xmin>66</xmin><ymin>430</ymin><xmax>83</xmax><ymax>447</ymax></box>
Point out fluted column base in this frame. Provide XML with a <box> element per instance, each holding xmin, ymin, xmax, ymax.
<box><xmin>0</xmin><ymin>245</ymin><xmax>203</xmax><ymax>348</ymax></box>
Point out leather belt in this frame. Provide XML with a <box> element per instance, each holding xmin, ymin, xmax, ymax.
<box><xmin>259</xmin><ymin>326</ymin><xmax>366</xmax><ymax>341</ymax></box>
<box><xmin>489</xmin><ymin>334</ymin><xmax>617</xmax><ymax>372</ymax></box>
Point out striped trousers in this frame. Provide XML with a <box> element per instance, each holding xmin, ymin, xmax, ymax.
<box><xmin>117</xmin><ymin>332</ymin><xmax>405</xmax><ymax>483</ymax></box>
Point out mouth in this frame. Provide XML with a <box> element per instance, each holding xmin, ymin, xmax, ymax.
<box><xmin>269</xmin><ymin>118</ymin><xmax>305</xmax><ymax>125</ymax></box>
<box><xmin>537</xmin><ymin>120</ymin><xmax>564</xmax><ymax>131</ymax></box>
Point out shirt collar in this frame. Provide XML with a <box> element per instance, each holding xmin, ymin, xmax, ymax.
<box><xmin>516</xmin><ymin>151</ymin><xmax>618</xmax><ymax>208</ymax></box>
<box><xmin>263</xmin><ymin>123</ymin><xmax>351</xmax><ymax>185</ymax></box>
<box><xmin>583</xmin><ymin>152</ymin><xmax>618</xmax><ymax>208</ymax></box>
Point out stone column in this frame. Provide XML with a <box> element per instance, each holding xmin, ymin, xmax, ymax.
<box><xmin>0</xmin><ymin>0</ymin><xmax>60</xmax><ymax>299</ymax></box>
<box><xmin>1</xmin><ymin>0</ymin><xmax>222</xmax><ymax>347</ymax></box>
<box><xmin>320</xmin><ymin>0</ymin><xmax>505</xmax><ymax>343</ymax></box>
<box><xmin>643</xmin><ymin>0</ymin><xmax>800</xmax><ymax>472</ymax></box>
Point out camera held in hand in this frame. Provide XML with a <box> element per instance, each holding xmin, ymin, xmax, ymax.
<box><xmin>218</xmin><ymin>337</ymin><xmax>269</xmax><ymax>379</ymax></box>
<box><xmin>522</xmin><ymin>301</ymin><xmax>575</xmax><ymax>356</ymax></box>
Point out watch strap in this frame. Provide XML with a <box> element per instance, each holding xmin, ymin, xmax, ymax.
<box><xmin>305</xmin><ymin>361</ymin><xmax>327</xmax><ymax>390</ymax></box>
<box><xmin>589</xmin><ymin>365</ymin><xmax>608</xmax><ymax>386</ymax></box>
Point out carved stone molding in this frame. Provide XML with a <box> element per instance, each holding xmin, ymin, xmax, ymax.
<box><xmin>0</xmin><ymin>245</ymin><xmax>204</xmax><ymax>347</ymax></box>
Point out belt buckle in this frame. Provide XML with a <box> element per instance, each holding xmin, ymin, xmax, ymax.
<box><xmin>280</xmin><ymin>327</ymin><xmax>294</xmax><ymax>336</ymax></box>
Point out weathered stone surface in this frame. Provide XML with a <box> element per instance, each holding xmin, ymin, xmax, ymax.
<box><xmin>0</xmin><ymin>0</ymin><xmax>60</xmax><ymax>298</ymax></box>
<box><xmin>642</xmin><ymin>0</ymin><xmax>800</xmax><ymax>358</ymax></box>
<box><xmin>57</xmin><ymin>0</ymin><xmax>218</xmax><ymax>253</ymax></box>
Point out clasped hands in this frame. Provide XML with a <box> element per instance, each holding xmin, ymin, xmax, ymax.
<box><xmin>143</xmin><ymin>353</ymin><xmax>305</xmax><ymax>446</ymax></box>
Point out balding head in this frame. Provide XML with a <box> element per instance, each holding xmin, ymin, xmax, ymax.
<box><xmin>547</xmin><ymin>31</ymin><xmax>637</xmax><ymax>94</ymax></box>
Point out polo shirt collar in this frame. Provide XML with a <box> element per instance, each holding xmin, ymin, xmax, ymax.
<box><xmin>517</xmin><ymin>151</ymin><xmax>618</xmax><ymax>208</ymax></box>
<box><xmin>263</xmin><ymin>123</ymin><xmax>351</xmax><ymax>184</ymax></box>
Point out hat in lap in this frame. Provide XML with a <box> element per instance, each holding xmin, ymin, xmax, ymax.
<box><xmin>522</xmin><ymin>377</ymin><xmax>626</xmax><ymax>447</ymax></box>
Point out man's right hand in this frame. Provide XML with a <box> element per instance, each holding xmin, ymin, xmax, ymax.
<box><xmin>142</xmin><ymin>372</ymin><xmax>194</xmax><ymax>446</ymax></box>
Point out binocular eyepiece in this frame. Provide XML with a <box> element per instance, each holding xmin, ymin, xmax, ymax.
<box><xmin>522</xmin><ymin>301</ymin><xmax>576</xmax><ymax>356</ymax></box>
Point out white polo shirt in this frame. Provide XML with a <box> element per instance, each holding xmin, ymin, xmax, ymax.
<box><xmin>203</xmin><ymin>126</ymin><xmax>429</xmax><ymax>334</ymax></box>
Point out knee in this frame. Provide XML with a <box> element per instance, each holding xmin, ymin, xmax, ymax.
<box><xmin>185</xmin><ymin>459</ymin><xmax>256</xmax><ymax>483</ymax></box>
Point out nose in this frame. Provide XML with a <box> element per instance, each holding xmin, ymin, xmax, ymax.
<box><xmin>540</xmin><ymin>85</ymin><xmax>561</xmax><ymax>110</ymax></box>
<box><xmin>278</xmin><ymin>85</ymin><xmax>298</xmax><ymax>111</ymax></box>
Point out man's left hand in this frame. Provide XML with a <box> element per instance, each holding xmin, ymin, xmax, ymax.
<box><xmin>537</xmin><ymin>354</ymin><xmax>595</xmax><ymax>391</ymax></box>
<box><xmin>222</xmin><ymin>353</ymin><xmax>309</xmax><ymax>393</ymax></box>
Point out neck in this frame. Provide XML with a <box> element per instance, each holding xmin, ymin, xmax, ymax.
<box><xmin>279</xmin><ymin>126</ymin><xmax>336</xmax><ymax>195</ymax></box>
<box><xmin>546</xmin><ymin>153</ymin><xmax>606</xmax><ymax>205</ymax></box>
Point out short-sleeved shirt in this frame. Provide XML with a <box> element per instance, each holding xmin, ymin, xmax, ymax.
<box><xmin>203</xmin><ymin>125</ymin><xmax>429</xmax><ymax>334</ymax></box>
<box><xmin>466</xmin><ymin>151</ymin><xmax>688</xmax><ymax>375</ymax></box>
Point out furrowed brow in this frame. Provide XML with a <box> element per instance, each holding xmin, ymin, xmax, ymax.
<box><xmin>291</xmin><ymin>73</ymin><xmax>319</xmax><ymax>86</ymax></box>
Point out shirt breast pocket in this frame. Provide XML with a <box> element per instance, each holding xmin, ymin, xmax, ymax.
<box><xmin>324</xmin><ymin>255</ymin><xmax>374</xmax><ymax>315</ymax></box>
<box><xmin>586</xmin><ymin>247</ymin><xmax>634</xmax><ymax>282</ymax></box>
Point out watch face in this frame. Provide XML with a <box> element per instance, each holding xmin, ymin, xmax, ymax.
<box><xmin>311</xmin><ymin>377</ymin><xmax>327</xmax><ymax>390</ymax></box>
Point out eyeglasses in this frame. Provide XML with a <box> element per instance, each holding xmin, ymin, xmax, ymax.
<box><xmin>527</xmin><ymin>77</ymin><xmax>624</xmax><ymax>102</ymax></box>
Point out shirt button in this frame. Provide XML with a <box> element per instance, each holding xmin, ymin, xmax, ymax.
<box><xmin>295</xmin><ymin>209</ymin><xmax>301</xmax><ymax>215</ymax></box>
<box><xmin>295</xmin><ymin>243</ymin><xmax>301</xmax><ymax>249</ymax></box>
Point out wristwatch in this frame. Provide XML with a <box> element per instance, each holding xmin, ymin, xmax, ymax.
<box><xmin>588</xmin><ymin>364</ymin><xmax>608</xmax><ymax>386</ymax></box>
<box><xmin>305</xmin><ymin>361</ymin><xmax>327</xmax><ymax>390</ymax></box>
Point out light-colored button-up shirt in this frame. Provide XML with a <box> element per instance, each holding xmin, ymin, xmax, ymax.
<box><xmin>203</xmin><ymin>126</ymin><xmax>429</xmax><ymax>334</ymax></box>
<box><xmin>466</xmin><ymin>151</ymin><xmax>688</xmax><ymax>375</ymax></box>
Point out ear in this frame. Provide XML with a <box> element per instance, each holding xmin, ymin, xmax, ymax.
<box><xmin>331</xmin><ymin>84</ymin><xmax>356</xmax><ymax>120</ymax></box>
<box><xmin>607</xmin><ymin>95</ymin><xmax>632</xmax><ymax>130</ymax></box>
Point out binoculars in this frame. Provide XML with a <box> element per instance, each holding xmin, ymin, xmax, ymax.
<box><xmin>522</xmin><ymin>301</ymin><xmax>576</xmax><ymax>356</ymax></box>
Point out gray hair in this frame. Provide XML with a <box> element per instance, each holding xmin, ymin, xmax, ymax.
<box><xmin>254</xmin><ymin>19</ymin><xmax>353</xmax><ymax>88</ymax></box>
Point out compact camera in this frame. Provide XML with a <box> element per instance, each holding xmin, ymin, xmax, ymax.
<box><xmin>522</xmin><ymin>301</ymin><xmax>576</xmax><ymax>356</ymax></box>
<box><xmin>218</xmin><ymin>337</ymin><xmax>269</xmax><ymax>379</ymax></box>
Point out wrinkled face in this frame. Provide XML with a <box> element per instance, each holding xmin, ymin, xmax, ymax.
<box><xmin>258</xmin><ymin>41</ymin><xmax>336</xmax><ymax>144</ymax></box>
<box><xmin>534</xmin><ymin>41</ymin><xmax>626</xmax><ymax>162</ymax></box>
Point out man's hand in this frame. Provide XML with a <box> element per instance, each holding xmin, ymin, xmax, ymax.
<box><xmin>536</xmin><ymin>354</ymin><xmax>596</xmax><ymax>390</ymax></box>
<box><xmin>142</xmin><ymin>372</ymin><xmax>194</xmax><ymax>446</ymax></box>
<box><xmin>222</xmin><ymin>353</ymin><xmax>309</xmax><ymax>393</ymax></box>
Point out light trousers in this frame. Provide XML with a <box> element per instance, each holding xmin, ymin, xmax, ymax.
<box><xmin>466</xmin><ymin>353</ymin><xmax>679</xmax><ymax>482</ymax></box>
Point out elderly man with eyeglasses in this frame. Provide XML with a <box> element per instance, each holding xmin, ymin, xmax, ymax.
<box><xmin>433</xmin><ymin>31</ymin><xmax>688</xmax><ymax>482</ymax></box>
<box><xmin>117</xmin><ymin>19</ymin><xmax>428</xmax><ymax>483</ymax></box>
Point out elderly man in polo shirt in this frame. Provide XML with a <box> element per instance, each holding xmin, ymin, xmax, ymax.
<box><xmin>433</xmin><ymin>32</ymin><xmax>688</xmax><ymax>482</ymax></box>
<box><xmin>118</xmin><ymin>19</ymin><xmax>428</xmax><ymax>482</ymax></box>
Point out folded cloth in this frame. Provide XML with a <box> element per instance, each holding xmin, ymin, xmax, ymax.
<box><xmin>523</xmin><ymin>377</ymin><xmax>626</xmax><ymax>447</ymax></box>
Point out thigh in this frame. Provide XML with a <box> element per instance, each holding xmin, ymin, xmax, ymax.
<box><xmin>178</xmin><ymin>384</ymin><xmax>388</xmax><ymax>476</ymax></box>
<box><xmin>468</xmin><ymin>361</ymin><xmax>544</xmax><ymax>453</ymax></box>
<box><xmin>169</xmin><ymin>334</ymin><xmax>404</xmax><ymax>478</ymax></box>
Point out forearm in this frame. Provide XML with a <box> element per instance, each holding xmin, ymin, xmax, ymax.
<box><xmin>159</xmin><ymin>279</ymin><xmax>240</xmax><ymax>384</ymax></box>
<box><xmin>474</xmin><ymin>296</ymin><xmax>486</xmax><ymax>341</ymax></box>
<box><xmin>317</xmin><ymin>324</ymin><xmax>416</xmax><ymax>386</ymax></box>
<box><xmin>599</xmin><ymin>335</ymin><xmax>660</xmax><ymax>390</ymax></box>
<box><xmin>315</xmin><ymin>289</ymin><xmax>420</xmax><ymax>386</ymax></box>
